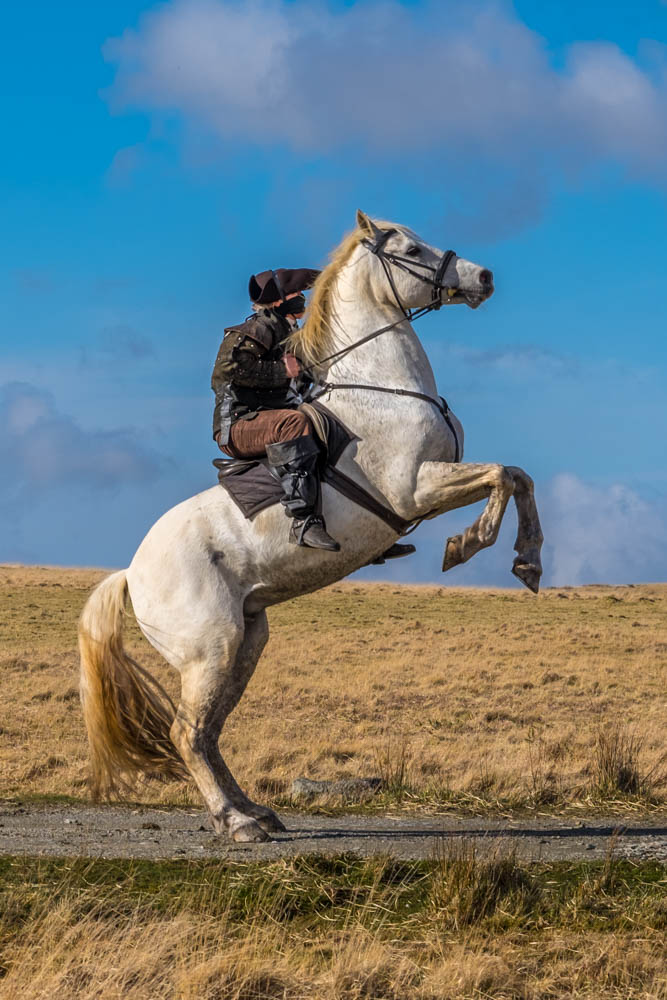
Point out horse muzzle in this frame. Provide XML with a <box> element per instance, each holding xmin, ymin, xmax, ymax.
<box><xmin>444</xmin><ymin>266</ymin><xmax>494</xmax><ymax>309</ymax></box>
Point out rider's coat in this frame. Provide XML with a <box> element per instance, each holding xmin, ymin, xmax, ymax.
<box><xmin>211</xmin><ymin>308</ymin><xmax>304</xmax><ymax>446</ymax></box>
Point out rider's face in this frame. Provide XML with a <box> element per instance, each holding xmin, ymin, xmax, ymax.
<box><xmin>265</xmin><ymin>292</ymin><xmax>305</xmax><ymax>319</ymax></box>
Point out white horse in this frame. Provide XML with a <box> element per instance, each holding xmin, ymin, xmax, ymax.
<box><xmin>79</xmin><ymin>211</ymin><xmax>543</xmax><ymax>842</ymax></box>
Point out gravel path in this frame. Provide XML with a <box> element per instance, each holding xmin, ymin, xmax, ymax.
<box><xmin>1</xmin><ymin>802</ymin><xmax>665</xmax><ymax>862</ymax></box>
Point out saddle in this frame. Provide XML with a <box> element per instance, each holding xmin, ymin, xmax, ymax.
<box><xmin>213</xmin><ymin>400</ymin><xmax>410</xmax><ymax>534</ymax></box>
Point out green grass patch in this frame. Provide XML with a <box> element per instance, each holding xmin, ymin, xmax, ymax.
<box><xmin>1</xmin><ymin>850</ymin><xmax>665</xmax><ymax>947</ymax></box>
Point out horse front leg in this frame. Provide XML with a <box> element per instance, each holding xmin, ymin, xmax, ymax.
<box><xmin>506</xmin><ymin>466</ymin><xmax>543</xmax><ymax>593</ymax></box>
<box><xmin>413</xmin><ymin>461</ymin><xmax>515</xmax><ymax>572</ymax></box>
<box><xmin>413</xmin><ymin>461</ymin><xmax>543</xmax><ymax>592</ymax></box>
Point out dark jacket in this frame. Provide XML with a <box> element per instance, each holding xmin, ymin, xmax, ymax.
<box><xmin>211</xmin><ymin>309</ymin><xmax>303</xmax><ymax>444</ymax></box>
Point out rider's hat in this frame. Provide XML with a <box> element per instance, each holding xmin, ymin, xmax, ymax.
<box><xmin>248</xmin><ymin>267</ymin><xmax>321</xmax><ymax>305</ymax></box>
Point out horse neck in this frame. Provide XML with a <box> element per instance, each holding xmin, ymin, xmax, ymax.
<box><xmin>323</xmin><ymin>272</ymin><xmax>438</xmax><ymax>395</ymax></box>
<box><xmin>314</xmin><ymin>259</ymin><xmax>446</xmax><ymax>505</ymax></box>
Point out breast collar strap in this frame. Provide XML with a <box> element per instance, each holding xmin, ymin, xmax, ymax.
<box><xmin>314</xmin><ymin>381</ymin><xmax>461</xmax><ymax>463</ymax></box>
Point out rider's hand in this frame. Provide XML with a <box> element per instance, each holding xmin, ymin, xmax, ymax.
<box><xmin>283</xmin><ymin>353</ymin><xmax>300</xmax><ymax>378</ymax></box>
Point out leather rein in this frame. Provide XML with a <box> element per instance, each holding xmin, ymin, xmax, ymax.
<box><xmin>306</xmin><ymin>227</ymin><xmax>462</xmax><ymax>462</ymax></box>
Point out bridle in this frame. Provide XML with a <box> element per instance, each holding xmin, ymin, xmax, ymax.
<box><xmin>307</xmin><ymin>226</ymin><xmax>462</xmax><ymax>462</ymax></box>
<box><xmin>361</xmin><ymin>226</ymin><xmax>459</xmax><ymax>320</ymax></box>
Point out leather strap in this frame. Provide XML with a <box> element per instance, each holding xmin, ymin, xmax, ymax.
<box><xmin>322</xmin><ymin>465</ymin><xmax>411</xmax><ymax>535</ymax></box>
<box><xmin>318</xmin><ymin>382</ymin><xmax>461</xmax><ymax>463</ymax></box>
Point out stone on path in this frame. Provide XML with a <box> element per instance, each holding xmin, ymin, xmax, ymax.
<box><xmin>290</xmin><ymin>776</ymin><xmax>382</xmax><ymax>803</ymax></box>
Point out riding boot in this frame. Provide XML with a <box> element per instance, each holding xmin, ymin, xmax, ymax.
<box><xmin>265</xmin><ymin>436</ymin><xmax>340</xmax><ymax>551</ymax></box>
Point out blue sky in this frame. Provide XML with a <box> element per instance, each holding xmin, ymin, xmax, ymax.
<box><xmin>1</xmin><ymin>0</ymin><xmax>666</xmax><ymax>586</ymax></box>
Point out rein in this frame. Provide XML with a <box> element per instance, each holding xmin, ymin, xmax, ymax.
<box><xmin>304</xmin><ymin>226</ymin><xmax>462</xmax><ymax>461</ymax></box>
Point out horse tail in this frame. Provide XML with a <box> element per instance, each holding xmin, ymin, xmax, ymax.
<box><xmin>78</xmin><ymin>570</ymin><xmax>188</xmax><ymax>800</ymax></box>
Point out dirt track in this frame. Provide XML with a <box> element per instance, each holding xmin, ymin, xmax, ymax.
<box><xmin>1</xmin><ymin>802</ymin><xmax>665</xmax><ymax>862</ymax></box>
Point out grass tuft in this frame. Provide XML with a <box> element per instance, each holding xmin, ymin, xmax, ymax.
<box><xmin>431</xmin><ymin>838</ymin><xmax>540</xmax><ymax>929</ymax></box>
<box><xmin>373</xmin><ymin>737</ymin><xmax>414</xmax><ymax>801</ymax></box>
<box><xmin>595</xmin><ymin>725</ymin><xmax>644</xmax><ymax>795</ymax></box>
<box><xmin>590</xmin><ymin>723</ymin><xmax>667</xmax><ymax>802</ymax></box>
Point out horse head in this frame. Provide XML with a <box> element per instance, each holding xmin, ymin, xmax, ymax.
<box><xmin>356</xmin><ymin>209</ymin><xmax>494</xmax><ymax>312</ymax></box>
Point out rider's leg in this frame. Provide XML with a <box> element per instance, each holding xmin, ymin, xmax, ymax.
<box><xmin>265</xmin><ymin>433</ymin><xmax>340</xmax><ymax>551</ymax></box>
<box><xmin>217</xmin><ymin>408</ymin><xmax>314</xmax><ymax>458</ymax></box>
<box><xmin>220</xmin><ymin>410</ymin><xmax>416</xmax><ymax>559</ymax></box>
<box><xmin>221</xmin><ymin>409</ymin><xmax>340</xmax><ymax>551</ymax></box>
<box><xmin>257</xmin><ymin>415</ymin><xmax>413</xmax><ymax>560</ymax></box>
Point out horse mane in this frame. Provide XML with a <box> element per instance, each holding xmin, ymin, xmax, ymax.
<box><xmin>289</xmin><ymin>219</ymin><xmax>395</xmax><ymax>368</ymax></box>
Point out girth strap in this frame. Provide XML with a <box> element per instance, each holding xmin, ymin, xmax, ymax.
<box><xmin>321</xmin><ymin>465</ymin><xmax>412</xmax><ymax>535</ymax></box>
<box><xmin>302</xmin><ymin>398</ymin><xmax>414</xmax><ymax>534</ymax></box>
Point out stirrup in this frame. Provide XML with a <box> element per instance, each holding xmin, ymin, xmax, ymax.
<box><xmin>290</xmin><ymin>514</ymin><xmax>340</xmax><ymax>551</ymax></box>
<box><xmin>369</xmin><ymin>542</ymin><xmax>416</xmax><ymax>565</ymax></box>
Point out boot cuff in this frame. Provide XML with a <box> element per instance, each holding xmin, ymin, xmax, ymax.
<box><xmin>265</xmin><ymin>434</ymin><xmax>320</xmax><ymax>466</ymax></box>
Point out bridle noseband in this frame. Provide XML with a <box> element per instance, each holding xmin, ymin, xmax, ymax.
<box><xmin>361</xmin><ymin>226</ymin><xmax>459</xmax><ymax>320</ymax></box>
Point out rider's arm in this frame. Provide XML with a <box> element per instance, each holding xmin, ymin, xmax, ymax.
<box><xmin>211</xmin><ymin>318</ymin><xmax>291</xmax><ymax>390</ymax></box>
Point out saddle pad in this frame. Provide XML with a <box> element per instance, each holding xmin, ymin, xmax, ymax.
<box><xmin>213</xmin><ymin>401</ymin><xmax>355</xmax><ymax>520</ymax></box>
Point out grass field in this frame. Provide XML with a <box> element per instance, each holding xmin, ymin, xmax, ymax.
<box><xmin>1</xmin><ymin>564</ymin><xmax>666</xmax><ymax>998</ymax></box>
<box><xmin>0</xmin><ymin>564</ymin><xmax>665</xmax><ymax>813</ymax></box>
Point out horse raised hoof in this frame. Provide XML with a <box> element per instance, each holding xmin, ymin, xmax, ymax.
<box><xmin>442</xmin><ymin>535</ymin><xmax>464</xmax><ymax>572</ymax></box>
<box><xmin>512</xmin><ymin>558</ymin><xmax>541</xmax><ymax>594</ymax></box>
<box><xmin>231</xmin><ymin>819</ymin><xmax>272</xmax><ymax>843</ymax></box>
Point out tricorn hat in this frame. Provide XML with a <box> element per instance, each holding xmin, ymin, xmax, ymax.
<box><xmin>248</xmin><ymin>267</ymin><xmax>321</xmax><ymax>305</ymax></box>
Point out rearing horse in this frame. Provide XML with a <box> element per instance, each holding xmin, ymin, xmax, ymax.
<box><xmin>79</xmin><ymin>211</ymin><xmax>543</xmax><ymax>842</ymax></box>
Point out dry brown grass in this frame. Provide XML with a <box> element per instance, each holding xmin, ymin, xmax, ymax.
<box><xmin>1</xmin><ymin>564</ymin><xmax>666</xmax><ymax>812</ymax></box>
<box><xmin>3</xmin><ymin>906</ymin><xmax>665</xmax><ymax>999</ymax></box>
<box><xmin>1</xmin><ymin>851</ymin><xmax>665</xmax><ymax>999</ymax></box>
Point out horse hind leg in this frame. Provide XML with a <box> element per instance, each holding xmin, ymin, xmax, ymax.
<box><xmin>170</xmin><ymin>614</ymin><xmax>272</xmax><ymax>843</ymax></box>
<box><xmin>221</xmin><ymin>608</ymin><xmax>286</xmax><ymax>834</ymax></box>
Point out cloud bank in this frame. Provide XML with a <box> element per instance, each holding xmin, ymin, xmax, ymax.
<box><xmin>544</xmin><ymin>473</ymin><xmax>667</xmax><ymax>586</ymax></box>
<box><xmin>105</xmin><ymin>0</ymin><xmax>667</xmax><ymax>182</ymax></box>
<box><xmin>0</xmin><ymin>382</ymin><xmax>164</xmax><ymax>500</ymax></box>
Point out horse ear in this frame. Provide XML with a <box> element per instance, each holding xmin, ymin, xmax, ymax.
<box><xmin>356</xmin><ymin>209</ymin><xmax>374</xmax><ymax>235</ymax></box>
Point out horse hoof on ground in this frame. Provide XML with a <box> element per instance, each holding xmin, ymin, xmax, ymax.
<box><xmin>512</xmin><ymin>560</ymin><xmax>541</xmax><ymax>594</ymax></box>
<box><xmin>231</xmin><ymin>820</ymin><xmax>271</xmax><ymax>843</ymax></box>
<box><xmin>442</xmin><ymin>536</ymin><xmax>463</xmax><ymax>572</ymax></box>
<box><xmin>255</xmin><ymin>812</ymin><xmax>287</xmax><ymax>834</ymax></box>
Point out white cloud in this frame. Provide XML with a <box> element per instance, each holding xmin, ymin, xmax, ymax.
<box><xmin>107</xmin><ymin>143</ymin><xmax>148</xmax><ymax>185</ymax></box>
<box><xmin>453</xmin><ymin>343</ymin><xmax>576</xmax><ymax>378</ymax></box>
<box><xmin>544</xmin><ymin>473</ymin><xmax>667</xmax><ymax>586</ymax></box>
<box><xmin>104</xmin><ymin>0</ymin><xmax>667</xmax><ymax>182</ymax></box>
<box><xmin>0</xmin><ymin>382</ymin><xmax>165</xmax><ymax>499</ymax></box>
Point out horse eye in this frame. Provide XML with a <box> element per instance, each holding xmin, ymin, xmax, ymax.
<box><xmin>406</xmin><ymin>245</ymin><xmax>421</xmax><ymax>256</ymax></box>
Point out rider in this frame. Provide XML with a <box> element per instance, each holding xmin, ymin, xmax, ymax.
<box><xmin>212</xmin><ymin>267</ymin><xmax>340</xmax><ymax>551</ymax></box>
<box><xmin>211</xmin><ymin>266</ymin><xmax>415</xmax><ymax>562</ymax></box>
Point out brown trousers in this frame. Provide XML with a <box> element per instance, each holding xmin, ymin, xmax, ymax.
<box><xmin>217</xmin><ymin>408</ymin><xmax>312</xmax><ymax>459</ymax></box>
